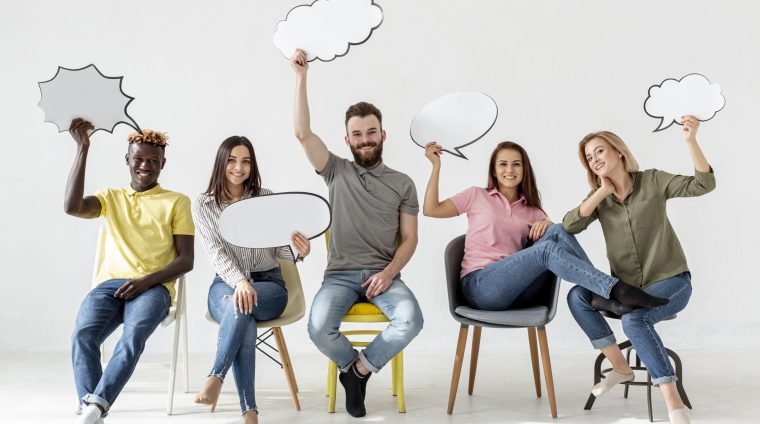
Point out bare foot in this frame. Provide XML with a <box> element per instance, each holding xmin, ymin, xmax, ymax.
<box><xmin>194</xmin><ymin>376</ymin><xmax>223</xmax><ymax>412</ymax></box>
<box><xmin>244</xmin><ymin>410</ymin><xmax>258</xmax><ymax>424</ymax></box>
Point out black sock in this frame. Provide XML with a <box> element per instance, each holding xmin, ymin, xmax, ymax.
<box><xmin>610</xmin><ymin>281</ymin><xmax>669</xmax><ymax>308</ymax></box>
<box><xmin>339</xmin><ymin>363</ymin><xmax>368</xmax><ymax>417</ymax></box>
<box><xmin>591</xmin><ymin>293</ymin><xmax>634</xmax><ymax>315</ymax></box>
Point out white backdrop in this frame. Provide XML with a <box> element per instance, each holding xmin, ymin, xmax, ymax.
<box><xmin>0</xmin><ymin>1</ymin><xmax>757</xmax><ymax>359</ymax></box>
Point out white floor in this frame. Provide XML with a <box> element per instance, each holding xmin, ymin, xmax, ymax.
<box><xmin>3</xmin><ymin>350</ymin><xmax>757</xmax><ymax>423</ymax></box>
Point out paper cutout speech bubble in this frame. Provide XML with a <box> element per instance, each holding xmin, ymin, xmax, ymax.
<box><xmin>273</xmin><ymin>0</ymin><xmax>383</xmax><ymax>62</ymax></box>
<box><xmin>38</xmin><ymin>64</ymin><xmax>141</xmax><ymax>135</ymax></box>
<box><xmin>219</xmin><ymin>192</ymin><xmax>332</xmax><ymax>254</ymax></box>
<box><xmin>410</xmin><ymin>91</ymin><xmax>498</xmax><ymax>159</ymax></box>
<box><xmin>644</xmin><ymin>73</ymin><xmax>725</xmax><ymax>132</ymax></box>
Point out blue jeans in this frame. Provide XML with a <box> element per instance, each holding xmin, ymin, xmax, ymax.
<box><xmin>461</xmin><ymin>224</ymin><xmax>618</xmax><ymax>310</ymax></box>
<box><xmin>72</xmin><ymin>279</ymin><xmax>170</xmax><ymax>414</ymax></box>
<box><xmin>567</xmin><ymin>272</ymin><xmax>692</xmax><ymax>385</ymax></box>
<box><xmin>307</xmin><ymin>270</ymin><xmax>424</xmax><ymax>373</ymax></box>
<box><xmin>208</xmin><ymin>268</ymin><xmax>288</xmax><ymax>414</ymax></box>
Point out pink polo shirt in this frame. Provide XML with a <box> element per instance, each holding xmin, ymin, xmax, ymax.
<box><xmin>450</xmin><ymin>187</ymin><xmax>548</xmax><ymax>278</ymax></box>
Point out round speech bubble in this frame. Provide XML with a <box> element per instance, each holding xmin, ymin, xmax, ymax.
<box><xmin>644</xmin><ymin>73</ymin><xmax>725</xmax><ymax>132</ymax></box>
<box><xmin>219</xmin><ymin>192</ymin><xmax>331</xmax><ymax>250</ymax></box>
<box><xmin>410</xmin><ymin>91</ymin><xmax>498</xmax><ymax>159</ymax></box>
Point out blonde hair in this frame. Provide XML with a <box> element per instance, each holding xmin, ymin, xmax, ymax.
<box><xmin>127</xmin><ymin>129</ymin><xmax>169</xmax><ymax>147</ymax></box>
<box><xmin>578</xmin><ymin>131</ymin><xmax>639</xmax><ymax>190</ymax></box>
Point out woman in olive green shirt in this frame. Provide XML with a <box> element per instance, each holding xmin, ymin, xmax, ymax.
<box><xmin>563</xmin><ymin>116</ymin><xmax>715</xmax><ymax>424</ymax></box>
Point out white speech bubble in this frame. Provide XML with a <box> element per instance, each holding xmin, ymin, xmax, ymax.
<box><xmin>410</xmin><ymin>91</ymin><xmax>498</xmax><ymax>159</ymax></box>
<box><xmin>644</xmin><ymin>73</ymin><xmax>725</xmax><ymax>132</ymax></box>
<box><xmin>38</xmin><ymin>64</ymin><xmax>141</xmax><ymax>135</ymax></box>
<box><xmin>273</xmin><ymin>0</ymin><xmax>383</xmax><ymax>62</ymax></box>
<box><xmin>219</xmin><ymin>192</ymin><xmax>331</xmax><ymax>254</ymax></box>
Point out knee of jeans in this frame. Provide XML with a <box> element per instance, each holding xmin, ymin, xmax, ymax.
<box><xmin>566</xmin><ymin>285</ymin><xmax>590</xmax><ymax>306</ymax></box>
<box><xmin>393</xmin><ymin>309</ymin><xmax>424</xmax><ymax>339</ymax></box>
<box><xmin>307</xmin><ymin>317</ymin><xmax>338</xmax><ymax>345</ymax></box>
<box><xmin>621</xmin><ymin>312</ymin><xmax>650</xmax><ymax>337</ymax></box>
<box><xmin>545</xmin><ymin>223</ymin><xmax>564</xmax><ymax>236</ymax></box>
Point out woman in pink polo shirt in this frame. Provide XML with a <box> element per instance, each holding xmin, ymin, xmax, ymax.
<box><xmin>423</xmin><ymin>141</ymin><xmax>668</xmax><ymax>314</ymax></box>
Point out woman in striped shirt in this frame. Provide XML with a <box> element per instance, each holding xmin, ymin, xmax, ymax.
<box><xmin>191</xmin><ymin>136</ymin><xmax>310</xmax><ymax>424</ymax></box>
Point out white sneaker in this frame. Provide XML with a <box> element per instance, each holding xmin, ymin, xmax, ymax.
<box><xmin>75</xmin><ymin>404</ymin><xmax>103</xmax><ymax>424</ymax></box>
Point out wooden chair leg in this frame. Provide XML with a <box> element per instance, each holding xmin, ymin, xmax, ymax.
<box><xmin>468</xmin><ymin>326</ymin><xmax>482</xmax><ymax>395</ymax></box>
<box><xmin>527</xmin><ymin>327</ymin><xmax>541</xmax><ymax>398</ymax></box>
<box><xmin>272</xmin><ymin>327</ymin><xmax>300</xmax><ymax>411</ymax></box>
<box><xmin>537</xmin><ymin>326</ymin><xmax>558</xmax><ymax>418</ymax></box>
<box><xmin>447</xmin><ymin>324</ymin><xmax>469</xmax><ymax>415</ymax></box>
<box><xmin>273</xmin><ymin>327</ymin><xmax>299</xmax><ymax>393</ymax></box>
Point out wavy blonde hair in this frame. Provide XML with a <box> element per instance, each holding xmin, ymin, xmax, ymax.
<box><xmin>578</xmin><ymin>131</ymin><xmax>639</xmax><ymax>190</ymax></box>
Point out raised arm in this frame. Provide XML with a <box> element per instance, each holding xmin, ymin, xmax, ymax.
<box><xmin>63</xmin><ymin>119</ymin><xmax>102</xmax><ymax>218</ymax></box>
<box><xmin>682</xmin><ymin>115</ymin><xmax>711</xmax><ymax>173</ymax></box>
<box><xmin>422</xmin><ymin>142</ymin><xmax>458</xmax><ymax>218</ymax></box>
<box><xmin>363</xmin><ymin>212</ymin><xmax>418</xmax><ymax>300</ymax></box>
<box><xmin>290</xmin><ymin>50</ymin><xmax>329</xmax><ymax>172</ymax></box>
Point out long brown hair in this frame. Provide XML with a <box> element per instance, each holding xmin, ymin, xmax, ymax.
<box><xmin>486</xmin><ymin>141</ymin><xmax>544</xmax><ymax>213</ymax></box>
<box><xmin>204</xmin><ymin>136</ymin><xmax>262</xmax><ymax>207</ymax></box>
<box><xmin>577</xmin><ymin>131</ymin><xmax>639</xmax><ymax>190</ymax></box>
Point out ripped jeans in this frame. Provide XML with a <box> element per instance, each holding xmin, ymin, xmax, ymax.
<box><xmin>207</xmin><ymin>268</ymin><xmax>288</xmax><ymax>414</ymax></box>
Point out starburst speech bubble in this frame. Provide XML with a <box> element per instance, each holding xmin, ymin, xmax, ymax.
<box><xmin>38</xmin><ymin>64</ymin><xmax>141</xmax><ymax>135</ymax></box>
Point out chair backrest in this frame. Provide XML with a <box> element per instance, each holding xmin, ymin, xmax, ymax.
<box><xmin>272</xmin><ymin>258</ymin><xmax>306</xmax><ymax>324</ymax></box>
<box><xmin>444</xmin><ymin>234</ymin><xmax>561</xmax><ymax>322</ymax></box>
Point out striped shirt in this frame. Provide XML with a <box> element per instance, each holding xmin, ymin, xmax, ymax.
<box><xmin>192</xmin><ymin>188</ymin><xmax>293</xmax><ymax>288</ymax></box>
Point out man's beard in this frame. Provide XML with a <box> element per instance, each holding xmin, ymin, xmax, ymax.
<box><xmin>350</xmin><ymin>141</ymin><xmax>384</xmax><ymax>168</ymax></box>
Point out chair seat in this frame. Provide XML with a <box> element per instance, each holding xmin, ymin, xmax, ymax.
<box><xmin>455</xmin><ymin>305</ymin><xmax>549</xmax><ymax>327</ymax></box>
<box><xmin>346</xmin><ymin>302</ymin><xmax>383</xmax><ymax>315</ymax></box>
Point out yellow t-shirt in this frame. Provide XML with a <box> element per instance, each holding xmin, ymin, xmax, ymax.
<box><xmin>93</xmin><ymin>184</ymin><xmax>194</xmax><ymax>303</ymax></box>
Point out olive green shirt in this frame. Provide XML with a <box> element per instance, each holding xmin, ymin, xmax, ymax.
<box><xmin>563</xmin><ymin>169</ymin><xmax>716</xmax><ymax>288</ymax></box>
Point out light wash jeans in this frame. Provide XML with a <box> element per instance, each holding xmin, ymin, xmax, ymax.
<box><xmin>207</xmin><ymin>268</ymin><xmax>288</xmax><ymax>414</ymax></box>
<box><xmin>307</xmin><ymin>270</ymin><xmax>424</xmax><ymax>373</ymax></box>
<box><xmin>567</xmin><ymin>272</ymin><xmax>692</xmax><ymax>385</ymax></box>
<box><xmin>461</xmin><ymin>224</ymin><xmax>618</xmax><ymax>310</ymax></box>
<box><xmin>72</xmin><ymin>279</ymin><xmax>170</xmax><ymax>414</ymax></box>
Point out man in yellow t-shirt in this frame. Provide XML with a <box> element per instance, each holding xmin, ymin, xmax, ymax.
<box><xmin>65</xmin><ymin>119</ymin><xmax>194</xmax><ymax>424</ymax></box>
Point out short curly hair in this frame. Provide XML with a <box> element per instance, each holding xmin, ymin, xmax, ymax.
<box><xmin>127</xmin><ymin>129</ymin><xmax>169</xmax><ymax>148</ymax></box>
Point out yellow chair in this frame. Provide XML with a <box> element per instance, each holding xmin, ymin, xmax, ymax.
<box><xmin>323</xmin><ymin>232</ymin><xmax>406</xmax><ymax>413</ymax></box>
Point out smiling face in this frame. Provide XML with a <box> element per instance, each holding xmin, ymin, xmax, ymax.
<box><xmin>126</xmin><ymin>142</ymin><xmax>165</xmax><ymax>192</ymax></box>
<box><xmin>492</xmin><ymin>148</ymin><xmax>524</xmax><ymax>192</ymax></box>
<box><xmin>584</xmin><ymin>137</ymin><xmax>623</xmax><ymax>178</ymax></box>
<box><xmin>345</xmin><ymin>114</ymin><xmax>385</xmax><ymax>169</ymax></box>
<box><xmin>225</xmin><ymin>144</ymin><xmax>252</xmax><ymax>189</ymax></box>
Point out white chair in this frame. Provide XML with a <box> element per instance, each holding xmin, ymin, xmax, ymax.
<box><xmin>94</xmin><ymin>227</ymin><xmax>190</xmax><ymax>415</ymax></box>
<box><xmin>204</xmin><ymin>258</ymin><xmax>305</xmax><ymax>411</ymax></box>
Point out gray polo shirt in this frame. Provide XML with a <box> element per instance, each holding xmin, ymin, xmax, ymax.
<box><xmin>318</xmin><ymin>152</ymin><xmax>419</xmax><ymax>272</ymax></box>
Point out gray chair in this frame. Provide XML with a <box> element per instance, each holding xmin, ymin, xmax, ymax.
<box><xmin>444</xmin><ymin>234</ymin><xmax>560</xmax><ymax>418</ymax></box>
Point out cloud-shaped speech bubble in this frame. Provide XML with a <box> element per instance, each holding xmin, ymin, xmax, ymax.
<box><xmin>273</xmin><ymin>0</ymin><xmax>383</xmax><ymax>62</ymax></box>
<box><xmin>38</xmin><ymin>64</ymin><xmax>141</xmax><ymax>135</ymax></box>
<box><xmin>410</xmin><ymin>91</ymin><xmax>498</xmax><ymax>159</ymax></box>
<box><xmin>219</xmin><ymin>192</ymin><xmax>332</xmax><ymax>256</ymax></box>
<box><xmin>644</xmin><ymin>73</ymin><xmax>725</xmax><ymax>132</ymax></box>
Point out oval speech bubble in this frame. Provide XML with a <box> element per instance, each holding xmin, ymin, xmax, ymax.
<box><xmin>410</xmin><ymin>91</ymin><xmax>498</xmax><ymax>159</ymax></box>
<box><xmin>219</xmin><ymin>192</ymin><xmax>331</xmax><ymax>249</ymax></box>
<box><xmin>644</xmin><ymin>73</ymin><xmax>725</xmax><ymax>132</ymax></box>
